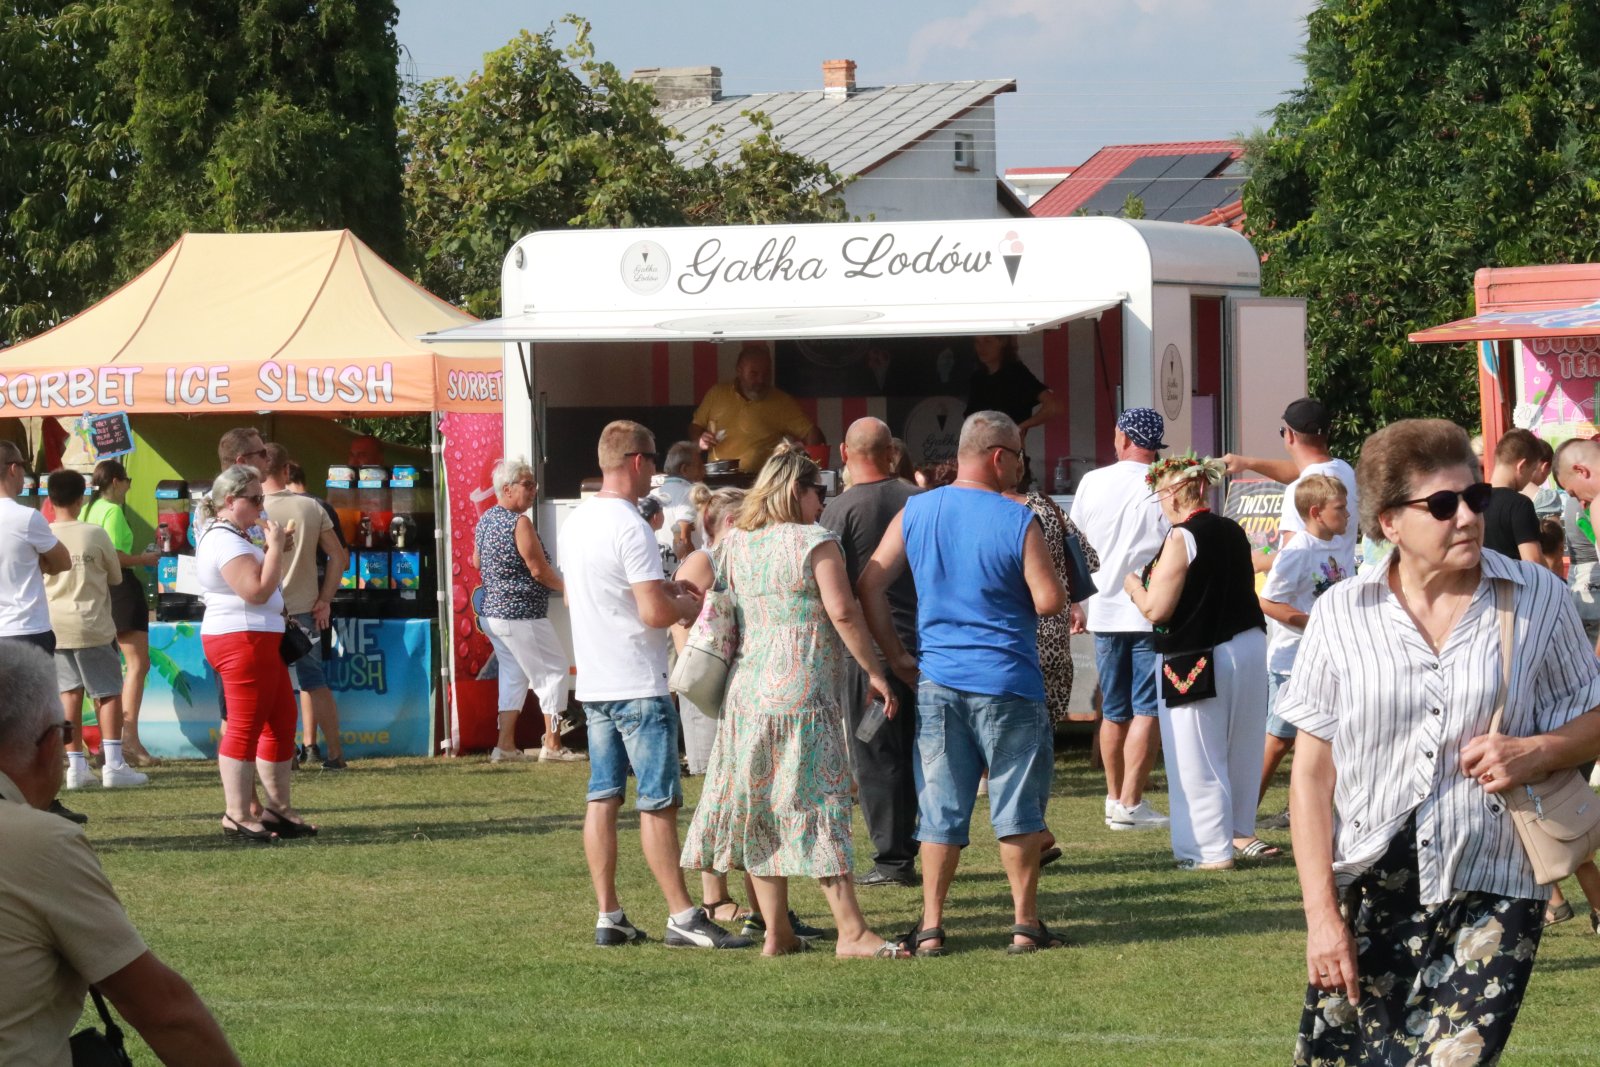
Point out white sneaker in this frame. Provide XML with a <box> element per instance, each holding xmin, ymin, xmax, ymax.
<box><xmin>1108</xmin><ymin>800</ymin><xmax>1169</xmax><ymax>831</ymax></box>
<box><xmin>490</xmin><ymin>747</ymin><xmax>532</xmax><ymax>763</ymax></box>
<box><xmin>102</xmin><ymin>765</ymin><xmax>149</xmax><ymax>788</ymax></box>
<box><xmin>65</xmin><ymin>763</ymin><xmax>94</xmax><ymax>790</ymax></box>
<box><xmin>539</xmin><ymin>747</ymin><xmax>587</xmax><ymax>763</ymax></box>
<box><xmin>1104</xmin><ymin>796</ymin><xmax>1117</xmax><ymax>827</ymax></box>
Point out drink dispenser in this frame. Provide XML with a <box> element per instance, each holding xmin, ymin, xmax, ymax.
<box><xmin>155</xmin><ymin>479</ymin><xmax>203</xmax><ymax>622</ymax></box>
<box><xmin>154</xmin><ymin>480</ymin><xmax>189</xmax><ymax>552</ymax></box>
<box><xmin>388</xmin><ymin>465</ymin><xmax>427</xmax><ymax>615</ymax></box>
<box><xmin>357</xmin><ymin>466</ymin><xmax>391</xmax><ymax>550</ymax></box>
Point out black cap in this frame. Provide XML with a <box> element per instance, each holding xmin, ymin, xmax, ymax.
<box><xmin>1282</xmin><ymin>398</ymin><xmax>1331</xmax><ymax>436</ymax></box>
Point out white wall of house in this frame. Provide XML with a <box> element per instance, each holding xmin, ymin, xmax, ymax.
<box><xmin>842</xmin><ymin>103</ymin><xmax>1009</xmax><ymax>222</ymax></box>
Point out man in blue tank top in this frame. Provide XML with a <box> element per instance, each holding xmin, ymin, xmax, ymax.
<box><xmin>859</xmin><ymin>411</ymin><xmax>1069</xmax><ymax>954</ymax></box>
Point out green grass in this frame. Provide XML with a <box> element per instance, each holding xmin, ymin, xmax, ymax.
<box><xmin>68</xmin><ymin>745</ymin><xmax>1599</xmax><ymax>1066</ymax></box>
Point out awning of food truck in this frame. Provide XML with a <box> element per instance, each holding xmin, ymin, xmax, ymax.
<box><xmin>421</xmin><ymin>297</ymin><xmax>1122</xmax><ymax>344</ymax></box>
<box><xmin>1409</xmin><ymin>299</ymin><xmax>1600</xmax><ymax>343</ymax></box>
<box><xmin>0</xmin><ymin>230</ymin><xmax>503</xmax><ymax>416</ymax></box>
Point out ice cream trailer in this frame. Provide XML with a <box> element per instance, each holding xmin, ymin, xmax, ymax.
<box><xmin>427</xmin><ymin>216</ymin><xmax>1304</xmax><ymax>497</ymax></box>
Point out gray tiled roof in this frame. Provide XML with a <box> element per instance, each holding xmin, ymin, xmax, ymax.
<box><xmin>663</xmin><ymin>80</ymin><xmax>1016</xmax><ymax>176</ymax></box>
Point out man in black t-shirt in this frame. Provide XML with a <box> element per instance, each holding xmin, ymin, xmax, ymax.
<box><xmin>1483</xmin><ymin>429</ymin><xmax>1544</xmax><ymax>563</ymax></box>
<box><xmin>821</xmin><ymin>418</ymin><xmax>921</xmax><ymax>889</ymax></box>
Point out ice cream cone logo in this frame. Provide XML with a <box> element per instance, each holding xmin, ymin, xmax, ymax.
<box><xmin>999</xmin><ymin>231</ymin><xmax>1024</xmax><ymax>284</ymax></box>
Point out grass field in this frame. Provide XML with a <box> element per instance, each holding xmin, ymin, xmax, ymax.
<box><xmin>68</xmin><ymin>743</ymin><xmax>1599</xmax><ymax>1066</ymax></box>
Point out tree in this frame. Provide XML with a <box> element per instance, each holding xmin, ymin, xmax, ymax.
<box><xmin>108</xmin><ymin>0</ymin><xmax>406</xmax><ymax>271</ymax></box>
<box><xmin>401</xmin><ymin>16</ymin><xmax>848</xmax><ymax>317</ymax></box>
<box><xmin>1241</xmin><ymin>1</ymin><xmax>1600</xmax><ymax>454</ymax></box>
<box><xmin>0</xmin><ymin>2</ymin><xmax>130</xmax><ymax>342</ymax></box>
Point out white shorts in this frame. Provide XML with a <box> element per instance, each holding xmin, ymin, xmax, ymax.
<box><xmin>483</xmin><ymin>617</ymin><xmax>570</xmax><ymax>718</ymax></box>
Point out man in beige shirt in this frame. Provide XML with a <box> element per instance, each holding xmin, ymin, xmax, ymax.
<box><xmin>44</xmin><ymin>470</ymin><xmax>145</xmax><ymax>790</ymax></box>
<box><xmin>0</xmin><ymin>640</ymin><xmax>241</xmax><ymax>1066</ymax></box>
<box><xmin>261</xmin><ymin>444</ymin><xmax>349</xmax><ymax>769</ymax></box>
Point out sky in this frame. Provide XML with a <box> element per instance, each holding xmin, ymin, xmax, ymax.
<box><xmin>394</xmin><ymin>0</ymin><xmax>1318</xmax><ymax>175</ymax></box>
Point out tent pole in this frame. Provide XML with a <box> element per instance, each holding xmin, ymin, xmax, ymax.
<box><xmin>431</xmin><ymin>411</ymin><xmax>452</xmax><ymax>757</ymax></box>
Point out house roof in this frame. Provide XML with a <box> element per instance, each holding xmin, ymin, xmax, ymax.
<box><xmin>1029</xmin><ymin>140</ymin><xmax>1244</xmax><ymax>222</ymax></box>
<box><xmin>661</xmin><ymin>79</ymin><xmax>1016</xmax><ymax>177</ymax></box>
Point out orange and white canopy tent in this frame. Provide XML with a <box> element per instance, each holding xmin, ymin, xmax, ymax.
<box><xmin>0</xmin><ymin>230</ymin><xmax>503</xmax><ymax>416</ymax></box>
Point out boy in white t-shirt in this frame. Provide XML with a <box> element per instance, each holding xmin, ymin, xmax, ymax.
<box><xmin>1256</xmin><ymin>474</ymin><xmax>1350</xmax><ymax>824</ymax></box>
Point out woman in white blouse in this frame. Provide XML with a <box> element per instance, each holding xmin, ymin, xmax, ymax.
<box><xmin>1279</xmin><ymin>420</ymin><xmax>1600</xmax><ymax>1066</ymax></box>
<box><xmin>198</xmin><ymin>465</ymin><xmax>316</xmax><ymax>844</ymax></box>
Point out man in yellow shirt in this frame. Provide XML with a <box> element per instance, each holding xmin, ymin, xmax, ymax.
<box><xmin>0</xmin><ymin>642</ymin><xmax>241</xmax><ymax>1066</ymax></box>
<box><xmin>688</xmin><ymin>341</ymin><xmax>824</xmax><ymax>473</ymax></box>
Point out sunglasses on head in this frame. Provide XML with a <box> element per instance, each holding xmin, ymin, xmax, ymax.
<box><xmin>1398</xmin><ymin>482</ymin><xmax>1492</xmax><ymax>521</ymax></box>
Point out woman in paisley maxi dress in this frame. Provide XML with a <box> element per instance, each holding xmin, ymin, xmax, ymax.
<box><xmin>681</xmin><ymin>446</ymin><xmax>910</xmax><ymax>958</ymax></box>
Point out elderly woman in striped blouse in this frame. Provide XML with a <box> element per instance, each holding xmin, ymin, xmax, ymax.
<box><xmin>1277</xmin><ymin>419</ymin><xmax>1600</xmax><ymax>1067</ymax></box>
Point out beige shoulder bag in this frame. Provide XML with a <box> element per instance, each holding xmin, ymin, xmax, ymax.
<box><xmin>1489</xmin><ymin>579</ymin><xmax>1600</xmax><ymax>885</ymax></box>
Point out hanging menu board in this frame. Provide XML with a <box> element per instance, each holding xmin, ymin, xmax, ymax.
<box><xmin>84</xmin><ymin>412</ymin><xmax>135</xmax><ymax>460</ymax></box>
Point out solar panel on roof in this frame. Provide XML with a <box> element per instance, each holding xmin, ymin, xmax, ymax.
<box><xmin>1075</xmin><ymin>179</ymin><xmax>1150</xmax><ymax>216</ymax></box>
<box><xmin>1137</xmin><ymin>176</ymin><xmax>1201</xmax><ymax>217</ymax></box>
<box><xmin>1109</xmin><ymin>155</ymin><xmax>1182</xmax><ymax>181</ymax></box>
<box><xmin>1161</xmin><ymin>178</ymin><xmax>1244</xmax><ymax>221</ymax></box>
<box><xmin>1159</xmin><ymin>152</ymin><xmax>1233</xmax><ymax>181</ymax></box>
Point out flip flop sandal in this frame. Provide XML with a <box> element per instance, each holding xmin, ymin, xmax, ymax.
<box><xmin>1544</xmin><ymin>901</ymin><xmax>1574</xmax><ymax>927</ymax></box>
<box><xmin>1039</xmin><ymin>846</ymin><xmax>1063</xmax><ymax>868</ymax></box>
<box><xmin>1006</xmin><ymin>921</ymin><xmax>1067</xmax><ymax>954</ymax></box>
<box><xmin>1237</xmin><ymin>839</ymin><xmax>1284</xmax><ymax>860</ymax></box>
<box><xmin>871</xmin><ymin>940</ymin><xmax>913</xmax><ymax>959</ymax></box>
<box><xmin>897</xmin><ymin>925</ymin><xmax>949</xmax><ymax>958</ymax></box>
<box><xmin>702</xmin><ymin>898</ymin><xmax>749</xmax><ymax>924</ymax></box>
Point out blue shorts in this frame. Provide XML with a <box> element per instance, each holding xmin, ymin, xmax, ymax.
<box><xmin>1094</xmin><ymin>632</ymin><xmax>1159</xmax><ymax>723</ymax></box>
<box><xmin>287</xmin><ymin>613</ymin><xmax>328</xmax><ymax>693</ymax></box>
<box><xmin>585</xmin><ymin>696</ymin><xmax>682</xmax><ymax>812</ymax></box>
<box><xmin>1265</xmin><ymin>670</ymin><xmax>1298</xmax><ymax>740</ymax></box>
<box><xmin>914</xmin><ymin>679</ymin><xmax>1052</xmax><ymax>847</ymax></box>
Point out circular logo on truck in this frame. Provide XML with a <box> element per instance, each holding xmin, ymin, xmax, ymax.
<box><xmin>620</xmin><ymin>241</ymin><xmax>671</xmax><ymax>295</ymax></box>
<box><xmin>1160</xmin><ymin>344</ymin><xmax>1185</xmax><ymax>419</ymax></box>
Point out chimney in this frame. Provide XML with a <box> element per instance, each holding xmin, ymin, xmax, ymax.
<box><xmin>630</xmin><ymin>66</ymin><xmax>722</xmax><ymax>109</ymax></box>
<box><xmin>822</xmin><ymin>59</ymin><xmax>857</xmax><ymax>99</ymax></box>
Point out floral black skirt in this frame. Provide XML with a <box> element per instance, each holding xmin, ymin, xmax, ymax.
<box><xmin>1295</xmin><ymin>824</ymin><xmax>1544</xmax><ymax>1067</ymax></box>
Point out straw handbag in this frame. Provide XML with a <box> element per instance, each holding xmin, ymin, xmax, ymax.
<box><xmin>1490</xmin><ymin>581</ymin><xmax>1600</xmax><ymax>885</ymax></box>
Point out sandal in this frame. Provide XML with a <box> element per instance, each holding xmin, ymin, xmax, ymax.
<box><xmin>1544</xmin><ymin>901</ymin><xmax>1574</xmax><ymax>927</ymax></box>
<box><xmin>1236</xmin><ymin>838</ymin><xmax>1284</xmax><ymax>860</ymax></box>
<box><xmin>897</xmin><ymin>924</ymin><xmax>949</xmax><ymax>958</ymax></box>
<box><xmin>702</xmin><ymin>898</ymin><xmax>749</xmax><ymax>924</ymax></box>
<box><xmin>870</xmin><ymin>940</ymin><xmax>913</xmax><ymax>959</ymax></box>
<box><xmin>1039</xmin><ymin>846</ymin><xmax>1063</xmax><ymax>868</ymax></box>
<box><xmin>1006</xmin><ymin>921</ymin><xmax>1067</xmax><ymax>954</ymax></box>
<box><xmin>222</xmin><ymin>814</ymin><xmax>279</xmax><ymax>845</ymax></box>
<box><xmin>261</xmin><ymin>808</ymin><xmax>318</xmax><ymax>839</ymax></box>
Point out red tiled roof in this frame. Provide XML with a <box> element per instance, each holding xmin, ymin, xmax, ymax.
<box><xmin>1187</xmin><ymin>199</ymin><xmax>1245</xmax><ymax>231</ymax></box>
<box><xmin>1029</xmin><ymin>139</ymin><xmax>1242</xmax><ymax>219</ymax></box>
<box><xmin>1004</xmin><ymin>165</ymin><xmax>1075</xmax><ymax>176</ymax></box>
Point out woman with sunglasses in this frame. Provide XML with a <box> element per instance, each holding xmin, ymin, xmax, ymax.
<box><xmin>681</xmin><ymin>445</ymin><xmax>908</xmax><ymax>958</ymax></box>
<box><xmin>83</xmin><ymin>460</ymin><xmax>161</xmax><ymax>767</ymax></box>
<box><xmin>1124</xmin><ymin>453</ymin><xmax>1269</xmax><ymax>871</ymax></box>
<box><xmin>1274</xmin><ymin>420</ymin><xmax>1600</xmax><ymax>1066</ymax></box>
<box><xmin>196</xmin><ymin>465</ymin><xmax>315</xmax><ymax>843</ymax></box>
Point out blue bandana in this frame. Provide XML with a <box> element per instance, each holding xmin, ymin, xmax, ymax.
<box><xmin>1116</xmin><ymin>407</ymin><xmax>1167</xmax><ymax>451</ymax></box>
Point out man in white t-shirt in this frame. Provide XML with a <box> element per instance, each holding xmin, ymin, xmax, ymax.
<box><xmin>1224</xmin><ymin>398</ymin><xmax>1358</xmax><ymax>575</ymax></box>
<box><xmin>0</xmin><ymin>442</ymin><xmax>71</xmax><ymax>656</ymax></box>
<box><xmin>649</xmin><ymin>441</ymin><xmax>705</xmax><ymax>570</ymax></box>
<box><xmin>1255</xmin><ymin>473</ymin><xmax>1350</xmax><ymax>827</ymax></box>
<box><xmin>557</xmin><ymin>421</ymin><xmax>749</xmax><ymax>950</ymax></box>
<box><xmin>1070</xmin><ymin>408</ymin><xmax>1172</xmax><ymax>832</ymax></box>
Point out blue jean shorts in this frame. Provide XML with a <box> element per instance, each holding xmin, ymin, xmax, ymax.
<box><xmin>1094</xmin><ymin>632</ymin><xmax>1159</xmax><ymax>723</ymax></box>
<box><xmin>585</xmin><ymin>695</ymin><xmax>682</xmax><ymax>812</ymax></box>
<box><xmin>1265</xmin><ymin>670</ymin><xmax>1298</xmax><ymax>740</ymax></box>
<box><xmin>287</xmin><ymin>612</ymin><xmax>328</xmax><ymax>693</ymax></box>
<box><xmin>914</xmin><ymin>679</ymin><xmax>1052</xmax><ymax>847</ymax></box>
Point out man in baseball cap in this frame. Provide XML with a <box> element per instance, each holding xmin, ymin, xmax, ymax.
<box><xmin>1068</xmin><ymin>407</ymin><xmax>1172</xmax><ymax>832</ymax></box>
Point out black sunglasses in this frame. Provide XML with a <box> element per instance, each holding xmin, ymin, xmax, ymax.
<box><xmin>234</xmin><ymin>493</ymin><xmax>265</xmax><ymax>508</ymax></box>
<box><xmin>991</xmin><ymin>444</ymin><xmax>1026</xmax><ymax>462</ymax></box>
<box><xmin>1398</xmin><ymin>482</ymin><xmax>1493</xmax><ymax>521</ymax></box>
<box><xmin>37</xmin><ymin>720</ymin><xmax>72</xmax><ymax>746</ymax></box>
<box><xmin>625</xmin><ymin>451</ymin><xmax>659</xmax><ymax>465</ymax></box>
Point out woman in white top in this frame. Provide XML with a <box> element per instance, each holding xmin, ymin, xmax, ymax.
<box><xmin>198</xmin><ymin>464</ymin><xmax>316</xmax><ymax>844</ymax></box>
<box><xmin>1279</xmin><ymin>419</ymin><xmax>1600</xmax><ymax>1066</ymax></box>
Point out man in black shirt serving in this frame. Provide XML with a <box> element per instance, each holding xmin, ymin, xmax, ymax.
<box><xmin>1482</xmin><ymin>429</ymin><xmax>1545</xmax><ymax>563</ymax></box>
<box><xmin>964</xmin><ymin>336</ymin><xmax>1060</xmax><ymax>485</ymax></box>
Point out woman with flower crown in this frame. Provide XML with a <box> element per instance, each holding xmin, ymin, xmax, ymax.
<box><xmin>1123</xmin><ymin>453</ymin><xmax>1268</xmax><ymax>871</ymax></box>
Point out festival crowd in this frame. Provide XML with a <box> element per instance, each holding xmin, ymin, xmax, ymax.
<box><xmin>6</xmin><ymin>384</ymin><xmax>1600</xmax><ymax>1064</ymax></box>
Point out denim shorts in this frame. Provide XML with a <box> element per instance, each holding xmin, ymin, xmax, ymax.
<box><xmin>914</xmin><ymin>679</ymin><xmax>1052</xmax><ymax>847</ymax></box>
<box><xmin>585</xmin><ymin>695</ymin><xmax>682</xmax><ymax>812</ymax></box>
<box><xmin>1265</xmin><ymin>669</ymin><xmax>1298</xmax><ymax>740</ymax></box>
<box><xmin>1094</xmin><ymin>632</ymin><xmax>1159</xmax><ymax>722</ymax></box>
<box><xmin>287</xmin><ymin>613</ymin><xmax>329</xmax><ymax>692</ymax></box>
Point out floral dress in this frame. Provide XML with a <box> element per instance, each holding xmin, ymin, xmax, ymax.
<box><xmin>1021</xmin><ymin>492</ymin><xmax>1100</xmax><ymax>723</ymax></box>
<box><xmin>680</xmin><ymin>523</ymin><xmax>854</xmax><ymax>878</ymax></box>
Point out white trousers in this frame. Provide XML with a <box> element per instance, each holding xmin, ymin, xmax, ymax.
<box><xmin>1158</xmin><ymin>628</ymin><xmax>1268</xmax><ymax>864</ymax></box>
<box><xmin>484</xmin><ymin>617</ymin><xmax>570</xmax><ymax>722</ymax></box>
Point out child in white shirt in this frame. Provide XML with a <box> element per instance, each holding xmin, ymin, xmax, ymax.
<box><xmin>1256</xmin><ymin>474</ymin><xmax>1350</xmax><ymax>824</ymax></box>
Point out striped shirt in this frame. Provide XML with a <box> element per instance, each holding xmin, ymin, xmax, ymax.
<box><xmin>1278</xmin><ymin>548</ymin><xmax>1600</xmax><ymax>905</ymax></box>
